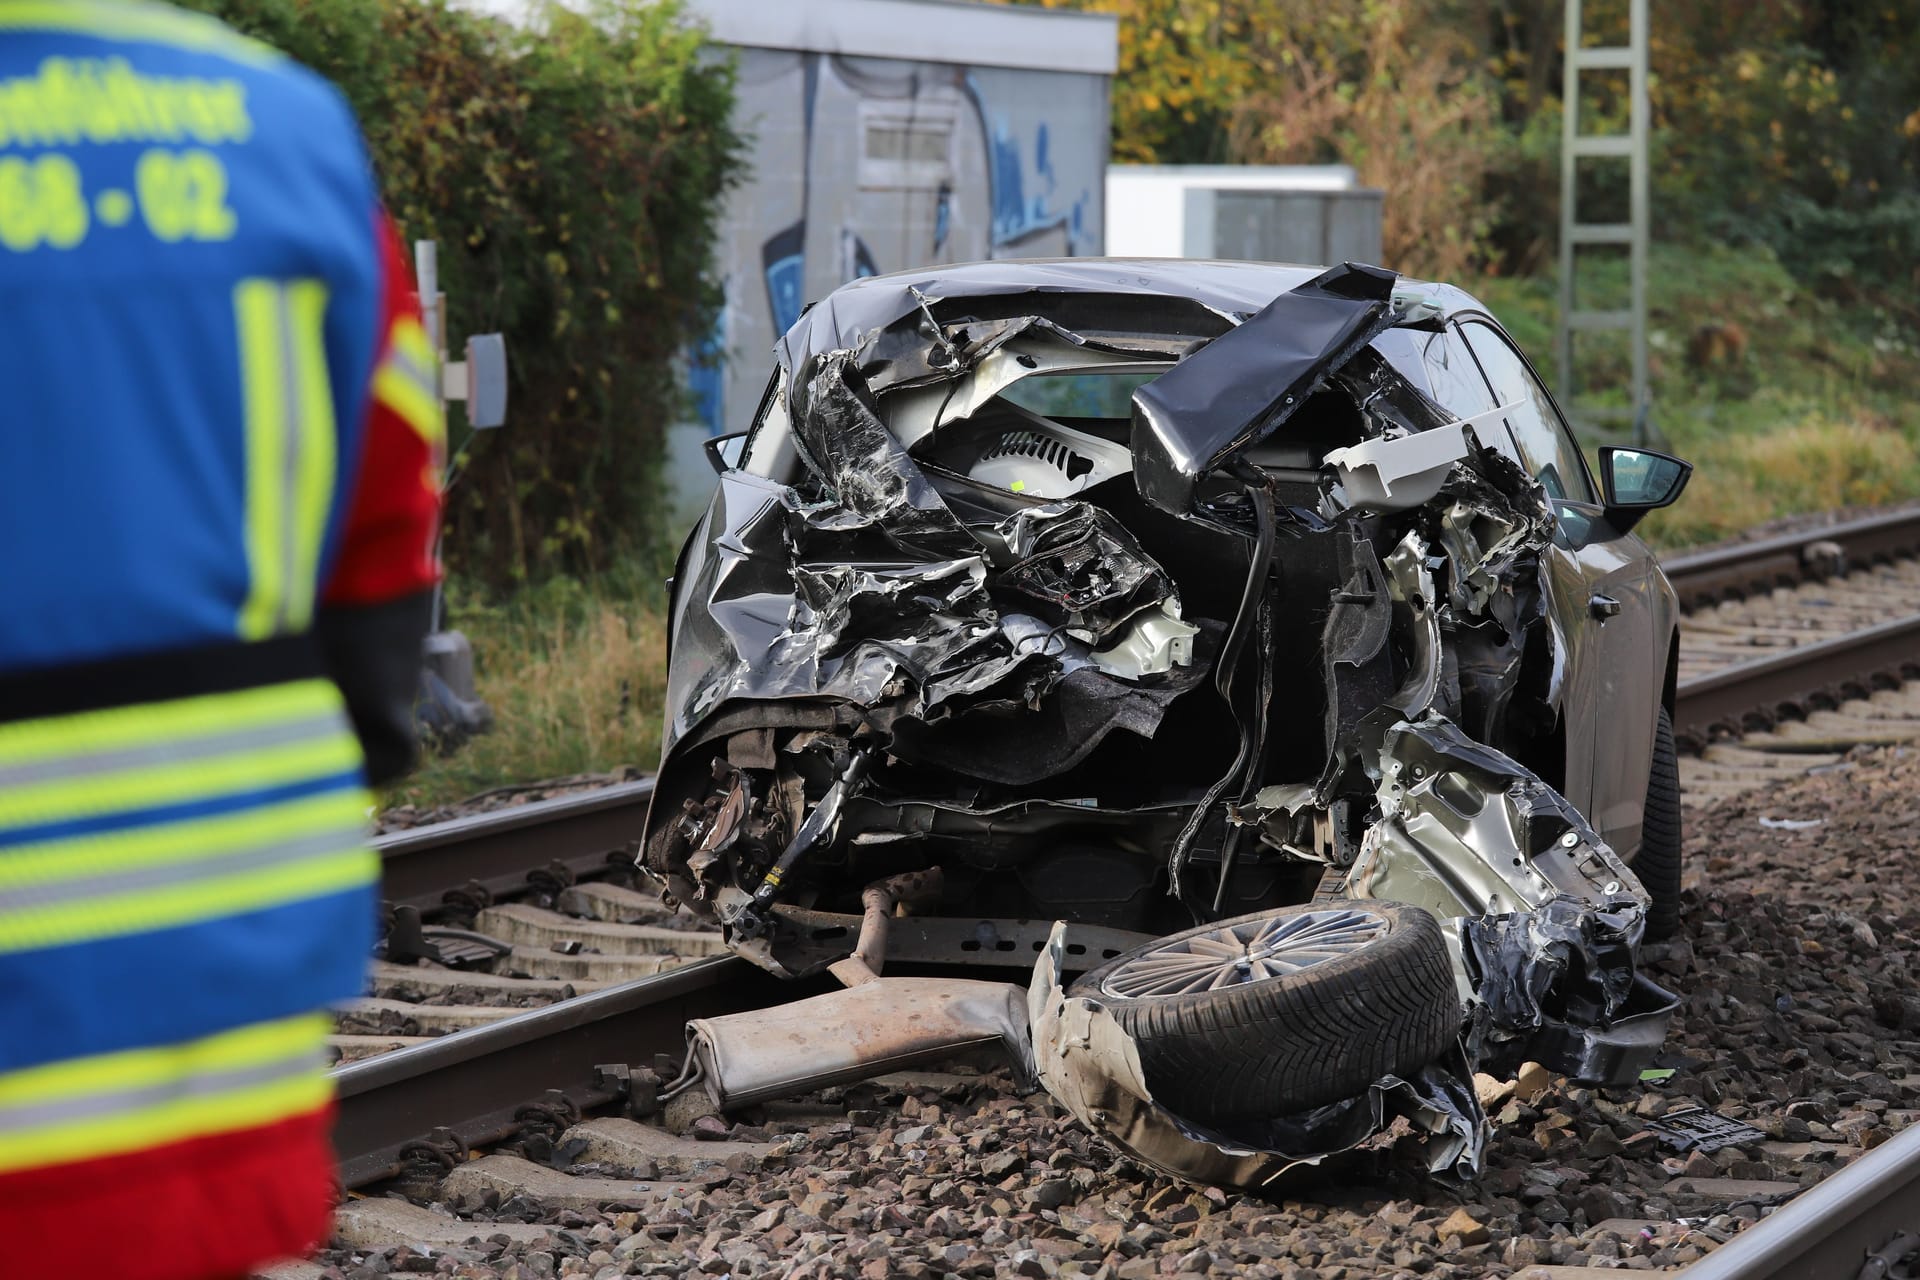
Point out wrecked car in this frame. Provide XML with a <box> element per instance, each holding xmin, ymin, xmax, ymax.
<box><xmin>640</xmin><ymin>259</ymin><xmax>1693</xmax><ymax>1185</ymax></box>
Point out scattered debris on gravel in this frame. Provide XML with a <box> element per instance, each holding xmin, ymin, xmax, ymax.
<box><xmin>298</xmin><ymin>745</ymin><xmax>1920</xmax><ymax>1279</ymax></box>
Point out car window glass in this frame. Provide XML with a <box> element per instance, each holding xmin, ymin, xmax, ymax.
<box><xmin>998</xmin><ymin>368</ymin><xmax>1164</xmax><ymax>419</ymax></box>
<box><xmin>742</xmin><ymin>370</ymin><xmax>793</xmax><ymax>478</ymax></box>
<box><xmin>1457</xmin><ymin>321</ymin><xmax>1596</xmax><ymax>503</ymax></box>
<box><xmin>1370</xmin><ymin>328</ymin><xmax>1435</xmax><ymax>401</ymax></box>
<box><xmin>1420</xmin><ymin>328</ymin><xmax>1497</xmax><ymax>420</ymax></box>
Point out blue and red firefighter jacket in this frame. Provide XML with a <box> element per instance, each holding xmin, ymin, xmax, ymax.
<box><xmin>0</xmin><ymin>4</ymin><xmax>444</xmax><ymax>1274</ymax></box>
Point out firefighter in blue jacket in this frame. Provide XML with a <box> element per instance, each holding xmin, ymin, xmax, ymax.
<box><xmin>0</xmin><ymin>4</ymin><xmax>445</xmax><ymax>1274</ymax></box>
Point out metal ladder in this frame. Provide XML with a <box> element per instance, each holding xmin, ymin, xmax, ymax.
<box><xmin>1555</xmin><ymin>0</ymin><xmax>1650</xmax><ymax>443</ymax></box>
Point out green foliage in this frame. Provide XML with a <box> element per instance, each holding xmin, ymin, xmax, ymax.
<box><xmin>1024</xmin><ymin>0</ymin><xmax>1506</xmax><ymax>277</ymax></box>
<box><xmin>385</xmin><ymin>555</ymin><xmax>671</xmax><ymax>809</ymax></box>
<box><xmin>1018</xmin><ymin>0</ymin><xmax>1920</xmax><ymax>309</ymax></box>
<box><xmin>180</xmin><ymin>0</ymin><xmax>744</xmax><ymax>587</ymax></box>
<box><xmin>1765</xmin><ymin>195</ymin><xmax>1920</xmax><ymax>301</ymax></box>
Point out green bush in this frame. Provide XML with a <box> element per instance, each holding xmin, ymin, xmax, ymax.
<box><xmin>181</xmin><ymin>0</ymin><xmax>744</xmax><ymax>586</ymax></box>
<box><xmin>1764</xmin><ymin>195</ymin><xmax>1920</xmax><ymax>301</ymax></box>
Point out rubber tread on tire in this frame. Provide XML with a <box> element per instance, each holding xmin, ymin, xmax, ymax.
<box><xmin>1635</xmin><ymin>706</ymin><xmax>1684</xmax><ymax>941</ymax></box>
<box><xmin>1068</xmin><ymin>902</ymin><xmax>1460</xmax><ymax>1126</ymax></box>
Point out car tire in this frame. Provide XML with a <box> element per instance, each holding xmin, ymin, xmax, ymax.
<box><xmin>1636</xmin><ymin>706</ymin><xmax>1684</xmax><ymax>941</ymax></box>
<box><xmin>1067</xmin><ymin>902</ymin><xmax>1460</xmax><ymax>1126</ymax></box>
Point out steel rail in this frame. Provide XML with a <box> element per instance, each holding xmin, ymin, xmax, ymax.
<box><xmin>374</xmin><ymin>777</ymin><xmax>655</xmax><ymax>914</ymax></box>
<box><xmin>1672</xmin><ymin>613</ymin><xmax>1920</xmax><ymax>745</ymax></box>
<box><xmin>330</xmin><ymin>954</ymin><xmax>803</xmax><ymax>1188</ymax></box>
<box><xmin>1673</xmin><ymin>1120</ymin><xmax>1920</xmax><ymax>1280</ymax></box>
<box><xmin>1661</xmin><ymin>508</ymin><xmax>1920</xmax><ymax>612</ymax></box>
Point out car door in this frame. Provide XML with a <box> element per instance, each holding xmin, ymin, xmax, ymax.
<box><xmin>1454</xmin><ymin>319</ymin><xmax>1658</xmax><ymax>859</ymax></box>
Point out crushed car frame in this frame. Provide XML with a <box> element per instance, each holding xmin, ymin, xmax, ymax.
<box><xmin>641</xmin><ymin>259</ymin><xmax>1693</xmax><ymax>1185</ymax></box>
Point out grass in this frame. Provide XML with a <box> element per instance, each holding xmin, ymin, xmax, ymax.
<box><xmin>383</xmin><ymin>565</ymin><xmax>671</xmax><ymax>811</ymax></box>
<box><xmin>1465</xmin><ymin>240</ymin><xmax>1920</xmax><ymax>551</ymax></box>
<box><xmin>394</xmin><ymin>241</ymin><xmax>1919</xmax><ymax>807</ymax></box>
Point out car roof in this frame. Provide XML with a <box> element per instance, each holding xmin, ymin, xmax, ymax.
<box><xmin>778</xmin><ymin>257</ymin><xmax>1491</xmax><ymax>378</ymax></box>
<box><xmin>824</xmin><ymin>256</ymin><xmax>1482</xmax><ymax>318</ymax></box>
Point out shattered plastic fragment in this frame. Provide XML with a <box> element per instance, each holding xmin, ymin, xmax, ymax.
<box><xmin>1643</xmin><ymin>1106</ymin><xmax>1768</xmax><ymax>1155</ymax></box>
<box><xmin>1758</xmin><ymin>816</ymin><xmax>1824</xmax><ymax>831</ymax></box>
<box><xmin>1324</xmin><ymin>424</ymin><xmax>1472</xmax><ymax>513</ymax></box>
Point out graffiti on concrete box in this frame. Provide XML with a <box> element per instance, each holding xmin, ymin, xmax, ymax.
<box><xmin>691</xmin><ymin>49</ymin><xmax>1106</xmax><ymax>434</ymax></box>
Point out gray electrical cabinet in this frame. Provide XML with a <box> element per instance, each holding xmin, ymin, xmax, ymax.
<box><xmin>1184</xmin><ymin>187</ymin><xmax>1385</xmax><ymax>266</ymax></box>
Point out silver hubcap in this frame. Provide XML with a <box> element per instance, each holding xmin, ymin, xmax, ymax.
<box><xmin>1099</xmin><ymin>908</ymin><xmax>1388</xmax><ymax>999</ymax></box>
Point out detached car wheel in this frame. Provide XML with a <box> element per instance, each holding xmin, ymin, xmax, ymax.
<box><xmin>1635</xmin><ymin>706</ymin><xmax>1684</xmax><ymax>941</ymax></box>
<box><xmin>1068</xmin><ymin>903</ymin><xmax>1460</xmax><ymax>1125</ymax></box>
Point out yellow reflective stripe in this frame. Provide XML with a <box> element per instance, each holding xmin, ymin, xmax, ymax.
<box><xmin>0</xmin><ymin>1</ymin><xmax>279</xmax><ymax>65</ymax></box>
<box><xmin>0</xmin><ymin>1013</ymin><xmax>324</xmax><ymax>1109</ymax></box>
<box><xmin>1</xmin><ymin>731</ymin><xmax>360</xmax><ymax>822</ymax></box>
<box><xmin>0</xmin><ymin>679</ymin><xmax>341</xmax><ymax>767</ymax></box>
<box><xmin>391</xmin><ymin>316</ymin><xmax>434</xmax><ymax>370</ymax></box>
<box><xmin>287</xmin><ymin>281</ymin><xmax>337</xmax><ymax>631</ymax></box>
<box><xmin>373</xmin><ymin>357</ymin><xmax>445</xmax><ymax>447</ymax></box>
<box><xmin>233</xmin><ymin>278</ymin><xmax>336</xmax><ymax>640</ymax></box>
<box><xmin>0</xmin><ymin>788</ymin><xmax>367</xmax><ymax>892</ymax></box>
<box><xmin>235</xmin><ymin>280</ymin><xmax>287</xmax><ymax>640</ymax></box>
<box><xmin>0</xmin><ymin>845</ymin><xmax>377</xmax><ymax>954</ymax></box>
<box><xmin>0</xmin><ymin>1015</ymin><xmax>329</xmax><ymax>1175</ymax></box>
<box><xmin>374</xmin><ymin>315</ymin><xmax>445</xmax><ymax>447</ymax></box>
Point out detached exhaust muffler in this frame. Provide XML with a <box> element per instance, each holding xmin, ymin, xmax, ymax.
<box><xmin>684</xmin><ymin>976</ymin><xmax>1034</xmax><ymax>1109</ymax></box>
<box><xmin>680</xmin><ymin>867</ymin><xmax>1034</xmax><ymax>1109</ymax></box>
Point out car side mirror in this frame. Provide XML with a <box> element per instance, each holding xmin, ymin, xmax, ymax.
<box><xmin>704</xmin><ymin>430</ymin><xmax>748</xmax><ymax>475</ymax></box>
<box><xmin>1598</xmin><ymin>446</ymin><xmax>1691</xmax><ymax>533</ymax></box>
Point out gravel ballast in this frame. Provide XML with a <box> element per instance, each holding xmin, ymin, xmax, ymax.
<box><xmin>308</xmin><ymin>746</ymin><xmax>1920</xmax><ymax>1280</ymax></box>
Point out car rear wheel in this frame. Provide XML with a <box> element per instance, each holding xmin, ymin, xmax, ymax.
<box><xmin>1067</xmin><ymin>902</ymin><xmax>1460</xmax><ymax>1126</ymax></box>
<box><xmin>1635</xmin><ymin>706</ymin><xmax>1684</xmax><ymax>941</ymax></box>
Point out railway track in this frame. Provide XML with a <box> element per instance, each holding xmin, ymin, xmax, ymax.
<box><xmin>1668</xmin><ymin>509</ymin><xmax>1920</xmax><ymax>804</ymax></box>
<box><xmin>1670</xmin><ymin>1119</ymin><xmax>1920</xmax><ymax>1280</ymax></box>
<box><xmin>288</xmin><ymin>508</ymin><xmax>1920</xmax><ymax>1279</ymax></box>
<box><xmin>377</xmin><ymin>776</ymin><xmax>657</xmax><ymax>915</ymax></box>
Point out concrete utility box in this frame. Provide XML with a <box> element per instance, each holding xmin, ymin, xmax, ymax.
<box><xmin>1106</xmin><ymin>165</ymin><xmax>1385</xmax><ymax>268</ymax></box>
<box><xmin>456</xmin><ymin>0</ymin><xmax>1119</xmax><ymax>526</ymax></box>
<box><xmin>671</xmin><ymin>0</ymin><xmax>1120</xmax><ymax>523</ymax></box>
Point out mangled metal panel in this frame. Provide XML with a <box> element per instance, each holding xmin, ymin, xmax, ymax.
<box><xmin>770</xmin><ymin>259</ymin><xmax>1322</xmax><ymax>401</ymax></box>
<box><xmin>1346</xmin><ymin>716</ymin><xmax>1675</xmax><ymax>1078</ymax></box>
<box><xmin>1129</xmin><ymin>262</ymin><xmax>1399</xmax><ymax>517</ymax></box>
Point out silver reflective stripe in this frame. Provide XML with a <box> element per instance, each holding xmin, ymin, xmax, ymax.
<box><xmin>0</xmin><ymin>1046</ymin><xmax>325</xmax><ymax>1136</ymax></box>
<box><xmin>387</xmin><ymin>343</ymin><xmax>437</xmax><ymax>397</ymax></box>
<box><xmin>275</xmin><ymin>286</ymin><xmax>301</xmax><ymax>633</ymax></box>
<box><xmin>0</xmin><ymin>821</ymin><xmax>366</xmax><ymax>913</ymax></box>
<box><xmin>0</xmin><ymin>712</ymin><xmax>344</xmax><ymax>790</ymax></box>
